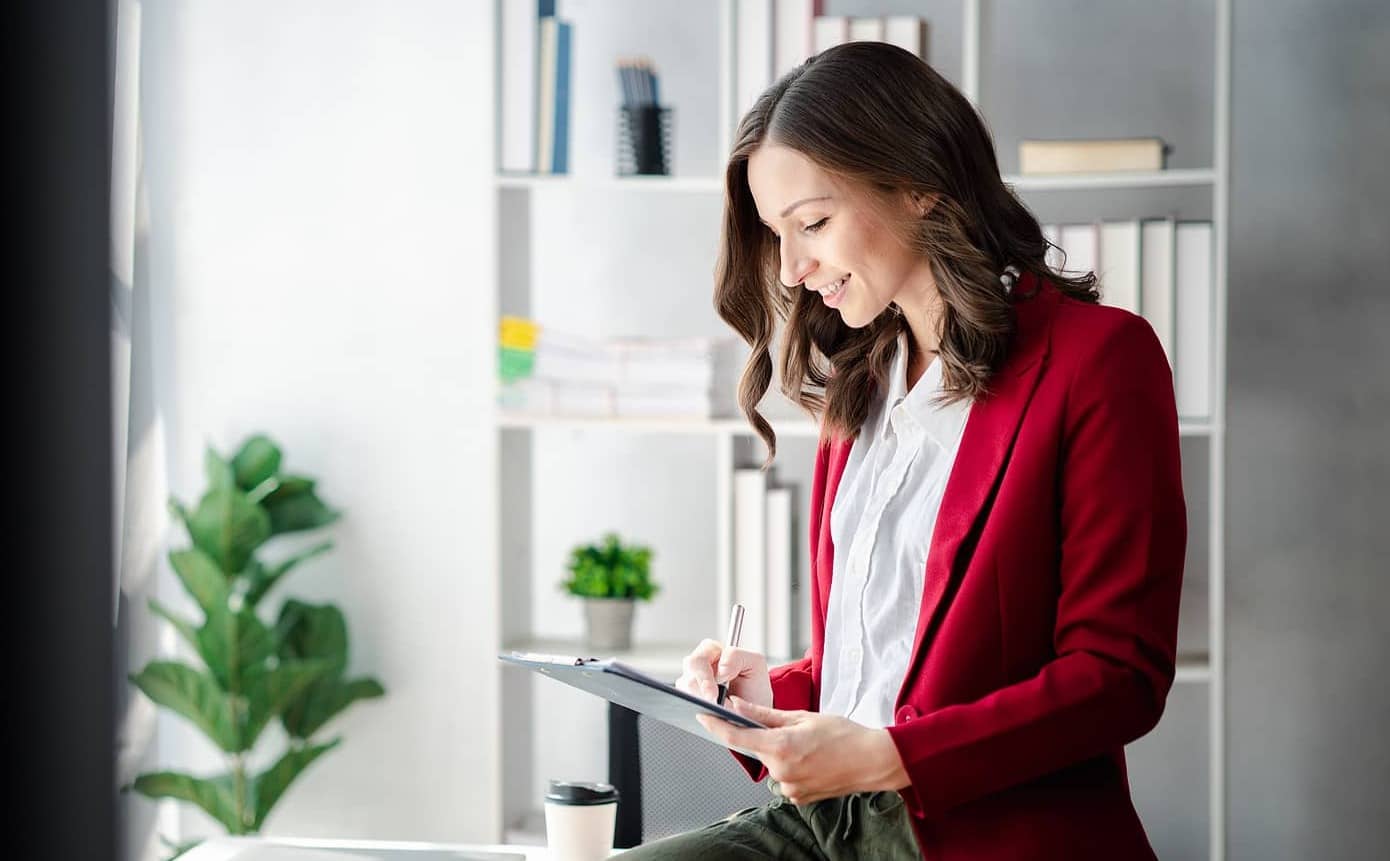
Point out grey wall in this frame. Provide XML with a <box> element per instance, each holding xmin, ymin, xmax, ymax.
<box><xmin>1227</xmin><ymin>1</ymin><xmax>1390</xmax><ymax>858</ymax></box>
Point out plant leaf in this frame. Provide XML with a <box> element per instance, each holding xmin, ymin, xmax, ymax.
<box><xmin>148</xmin><ymin>599</ymin><xmax>199</xmax><ymax>652</ymax></box>
<box><xmin>251</xmin><ymin>738</ymin><xmax>341</xmax><ymax>829</ymax></box>
<box><xmin>282</xmin><ymin>676</ymin><xmax>385</xmax><ymax>740</ymax></box>
<box><xmin>133</xmin><ymin>771</ymin><xmax>242</xmax><ymax>833</ymax></box>
<box><xmin>239</xmin><ymin>660</ymin><xmax>334</xmax><ymax>752</ymax></box>
<box><xmin>186</xmin><ymin>485</ymin><xmax>272</xmax><ymax>574</ymax></box>
<box><xmin>242</xmin><ymin>541</ymin><xmax>333</xmax><ymax>609</ymax></box>
<box><xmin>265</xmin><ymin>474</ymin><xmax>315</xmax><ymax>499</ymax></box>
<box><xmin>195</xmin><ymin>605</ymin><xmax>276</xmax><ymax>693</ymax></box>
<box><xmin>167</xmin><ymin>548</ymin><xmax>231</xmax><ymax>617</ymax></box>
<box><xmin>204</xmin><ymin>446</ymin><xmax>236</xmax><ymax>492</ymax></box>
<box><xmin>130</xmin><ymin>662</ymin><xmax>239</xmax><ymax>751</ymax></box>
<box><xmin>276</xmin><ymin>600</ymin><xmax>349</xmax><ymax>676</ymax></box>
<box><xmin>159</xmin><ymin>834</ymin><xmax>205</xmax><ymax>860</ymax></box>
<box><xmin>260</xmin><ymin>477</ymin><xmax>340</xmax><ymax>536</ymax></box>
<box><xmin>231</xmin><ymin>435</ymin><xmax>281</xmax><ymax>491</ymax></box>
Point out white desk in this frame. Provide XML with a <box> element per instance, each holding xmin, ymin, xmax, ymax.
<box><xmin>182</xmin><ymin>835</ymin><xmax>626</xmax><ymax>860</ymax></box>
<box><xmin>180</xmin><ymin>836</ymin><xmax>553</xmax><ymax>861</ymax></box>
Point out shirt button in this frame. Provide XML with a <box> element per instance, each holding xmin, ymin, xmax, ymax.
<box><xmin>896</xmin><ymin>705</ymin><xmax>917</xmax><ymax>723</ymax></box>
<box><xmin>848</xmin><ymin>646</ymin><xmax>862</xmax><ymax>661</ymax></box>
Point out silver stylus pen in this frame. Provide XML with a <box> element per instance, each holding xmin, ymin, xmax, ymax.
<box><xmin>715</xmin><ymin>603</ymin><xmax>745</xmax><ymax>707</ymax></box>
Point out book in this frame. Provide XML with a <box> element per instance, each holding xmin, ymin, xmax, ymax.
<box><xmin>812</xmin><ymin>15</ymin><xmax>847</xmax><ymax>54</ymax></box>
<box><xmin>774</xmin><ymin>0</ymin><xmax>820</xmax><ymax>77</ymax></box>
<box><xmin>536</xmin><ymin>16</ymin><xmax>558</xmax><ymax>175</ymax></box>
<box><xmin>1140</xmin><ymin>218</ymin><xmax>1177</xmax><ymax>366</ymax></box>
<box><xmin>1019</xmin><ymin>137</ymin><xmax>1166</xmax><ymax>175</ymax></box>
<box><xmin>736</xmin><ymin>0</ymin><xmax>774</xmax><ymax>118</ymax></box>
<box><xmin>733</xmin><ymin>468</ymin><xmax>768</xmax><ymax>654</ymax></box>
<box><xmin>765</xmin><ymin>485</ymin><xmax>796</xmax><ymax>661</ymax></box>
<box><xmin>1099</xmin><ymin>221</ymin><xmax>1141</xmax><ymax>314</ymax></box>
<box><xmin>551</xmin><ymin>19</ymin><xmax>572</xmax><ymax>174</ymax></box>
<box><xmin>883</xmin><ymin>16</ymin><xmax>929</xmax><ymax>60</ymax></box>
<box><xmin>1057</xmin><ymin>223</ymin><xmax>1100</xmax><ymax>278</ymax></box>
<box><xmin>1175</xmin><ymin>222</ymin><xmax>1213</xmax><ymax>418</ymax></box>
<box><xmin>500</xmin><ymin>0</ymin><xmax>540</xmax><ymax>173</ymax></box>
<box><xmin>848</xmin><ymin>17</ymin><xmax>884</xmax><ymax>43</ymax></box>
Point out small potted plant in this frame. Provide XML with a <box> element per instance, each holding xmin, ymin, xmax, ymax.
<box><xmin>561</xmin><ymin>532</ymin><xmax>657</xmax><ymax>651</ymax></box>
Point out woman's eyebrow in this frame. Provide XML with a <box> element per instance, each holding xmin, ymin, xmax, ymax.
<box><xmin>779</xmin><ymin>196</ymin><xmax>831</xmax><ymax>217</ymax></box>
<box><xmin>760</xmin><ymin>195</ymin><xmax>833</xmax><ymax>225</ymax></box>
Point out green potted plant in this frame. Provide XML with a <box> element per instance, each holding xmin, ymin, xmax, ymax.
<box><xmin>560</xmin><ymin>532</ymin><xmax>658</xmax><ymax>651</ymax></box>
<box><xmin>126</xmin><ymin>434</ymin><xmax>385</xmax><ymax>858</ymax></box>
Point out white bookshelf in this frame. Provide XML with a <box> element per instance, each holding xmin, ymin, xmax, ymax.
<box><xmin>490</xmin><ymin>2</ymin><xmax>1228</xmax><ymax>857</ymax></box>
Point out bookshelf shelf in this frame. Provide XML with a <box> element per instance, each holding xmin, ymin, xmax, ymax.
<box><xmin>498</xmin><ymin>411</ymin><xmax>1217</xmax><ymax>439</ymax></box>
<box><xmin>495</xmin><ymin>173</ymin><xmax>723</xmax><ymax>193</ymax></box>
<box><xmin>497</xmin><ymin>412</ymin><xmax>818</xmax><ymax>437</ymax></box>
<box><xmin>494</xmin><ymin>168</ymin><xmax>1215</xmax><ymax>195</ymax></box>
<box><xmin>491</xmin><ymin>1</ymin><xmax>1228</xmax><ymax>856</ymax></box>
<box><xmin>1004</xmin><ymin>168</ymin><xmax>1218</xmax><ymax>191</ymax></box>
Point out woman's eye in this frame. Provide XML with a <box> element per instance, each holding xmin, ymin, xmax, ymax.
<box><xmin>805</xmin><ymin>218</ymin><xmax>828</xmax><ymax>233</ymax></box>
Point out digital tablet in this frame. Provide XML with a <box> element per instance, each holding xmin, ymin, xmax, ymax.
<box><xmin>498</xmin><ymin>652</ymin><xmax>767</xmax><ymax>756</ymax></box>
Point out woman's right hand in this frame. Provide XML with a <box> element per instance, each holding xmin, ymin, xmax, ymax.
<box><xmin>676</xmin><ymin>638</ymin><xmax>773</xmax><ymax>710</ymax></box>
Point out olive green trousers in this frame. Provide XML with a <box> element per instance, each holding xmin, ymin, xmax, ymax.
<box><xmin>616</xmin><ymin>780</ymin><xmax>921</xmax><ymax>860</ymax></box>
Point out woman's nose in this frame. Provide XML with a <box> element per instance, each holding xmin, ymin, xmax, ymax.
<box><xmin>779</xmin><ymin>240</ymin><xmax>816</xmax><ymax>289</ymax></box>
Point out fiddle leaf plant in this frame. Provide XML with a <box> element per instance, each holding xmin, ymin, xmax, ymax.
<box><xmin>560</xmin><ymin>532</ymin><xmax>658</xmax><ymax>600</ymax></box>
<box><xmin>127</xmin><ymin>434</ymin><xmax>384</xmax><ymax>853</ymax></box>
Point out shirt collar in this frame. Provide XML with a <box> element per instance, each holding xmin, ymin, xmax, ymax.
<box><xmin>879</xmin><ymin>331</ymin><xmax>971</xmax><ymax>450</ymax></box>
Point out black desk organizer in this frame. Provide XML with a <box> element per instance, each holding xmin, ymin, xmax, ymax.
<box><xmin>617</xmin><ymin>104</ymin><xmax>673</xmax><ymax>176</ymax></box>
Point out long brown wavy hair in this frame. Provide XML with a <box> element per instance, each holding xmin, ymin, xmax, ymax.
<box><xmin>714</xmin><ymin>41</ymin><xmax>1099</xmax><ymax>467</ymax></box>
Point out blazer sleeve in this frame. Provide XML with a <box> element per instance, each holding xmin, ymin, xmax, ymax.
<box><xmin>886</xmin><ymin>314</ymin><xmax>1187</xmax><ymax>820</ymax></box>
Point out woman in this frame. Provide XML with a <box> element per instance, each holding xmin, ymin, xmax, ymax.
<box><xmin>627</xmin><ymin>42</ymin><xmax>1186</xmax><ymax>860</ymax></box>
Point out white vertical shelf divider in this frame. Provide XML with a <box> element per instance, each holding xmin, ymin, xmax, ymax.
<box><xmin>961</xmin><ymin>0</ymin><xmax>981</xmax><ymax>105</ymax></box>
<box><xmin>1210</xmin><ymin>1</ymin><xmax>1231</xmax><ymax>859</ymax></box>
<box><xmin>718</xmin><ymin>0</ymin><xmax>736</xmax><ymax>158</ymax></box>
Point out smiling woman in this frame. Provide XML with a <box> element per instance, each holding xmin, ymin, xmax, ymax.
<box><xmin>624</xmin><ymin>40</ymin><xmax>1187</xmax><ymax>861</ymax></box>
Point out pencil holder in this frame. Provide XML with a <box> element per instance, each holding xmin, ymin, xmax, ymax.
<box><xmin>616</xmin><ymin>105</ymin><xmax>672</xmax><ymax>176</ymax></box>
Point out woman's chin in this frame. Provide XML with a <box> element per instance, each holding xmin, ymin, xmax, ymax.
<box><xmin>836</xmin><ymin>303</ymin><xmax>878</xmax><ymax>329</ymax></box>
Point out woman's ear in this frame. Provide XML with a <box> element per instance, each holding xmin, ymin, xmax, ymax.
<box><xmin>903</xmin><ymin>189</ymin><xmax>939</xmax><ymax>219</ymax></box>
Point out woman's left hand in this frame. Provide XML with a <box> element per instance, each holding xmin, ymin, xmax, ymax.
<box><xmin>696</xmin><ymin>696</ymin><xmax>911</xmax><ymax>805</ymax></box>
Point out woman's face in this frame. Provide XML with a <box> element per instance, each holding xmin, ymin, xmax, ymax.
<box><xmin>746</xmin><ymin>143</ymin><xmax>930</xmax><ymax>328</ymax></box>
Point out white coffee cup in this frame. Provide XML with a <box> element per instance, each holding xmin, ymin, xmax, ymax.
<box><xmin>544</xmin><ymin>779</ymin><xmax>619</xmax><ymax>861</ymax></box>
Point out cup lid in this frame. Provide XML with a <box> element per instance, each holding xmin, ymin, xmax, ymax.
<box><xmin>546</xmin><ymin>779</ymin><xmax>619</xmax><ymax>806</ymax></box>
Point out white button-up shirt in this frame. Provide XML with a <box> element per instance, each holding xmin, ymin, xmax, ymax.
<box><xmin>819</xmin><ymin>331</ymin><xmax>973</xmax><ymax>728</ymax></box>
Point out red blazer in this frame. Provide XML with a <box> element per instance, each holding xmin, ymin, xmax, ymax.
<box><xmin>740</xmin><ymin>273</ymin><xmax>1186</xmax><ymax>859</ymax></box>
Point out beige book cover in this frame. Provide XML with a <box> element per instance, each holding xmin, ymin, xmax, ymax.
<box><xmin>1019</xmin><ymin>137</ymin><xmax>1165</xmax><ymax>174</ymax></box>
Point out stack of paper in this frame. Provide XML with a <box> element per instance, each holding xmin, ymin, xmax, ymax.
<box><xmin>498</xmin><ymin>317</ymin><xmax>739</xmax><ymax>420</ymax></box>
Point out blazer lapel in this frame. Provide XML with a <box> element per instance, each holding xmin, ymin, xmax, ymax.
<box><xmin>901</xmin><ymin>275</ymin><xmax>1059</xmax><ymax>689</ymax></box>
<box><xmin>813</xmin><ymin>436</ymin><xmax>854</xmax><ymax>649</ymax></box>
